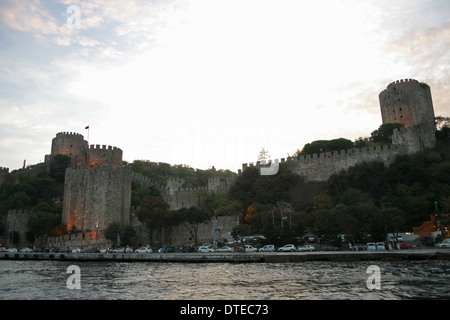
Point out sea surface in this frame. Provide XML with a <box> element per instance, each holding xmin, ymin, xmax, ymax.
<box><xmin>0</xmin><ymin>260</ymin><xmax>449</xmax><ymax>300</ymax></box>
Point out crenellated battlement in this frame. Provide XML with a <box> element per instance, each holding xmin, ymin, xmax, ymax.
<box><xmin>386</xmin><ymin>78</ymin><xmax>419</xmax><ymax>89</ymax></box>
<box><xmin>0</xmin><ymin>167</ymin><xmax>9</xmax><ymax>173</ymax></box>
<box><xmin>292</xmin><ymin>143</ymin><xmax>399</xmax><ymax>162</ymax></box>
<box><xmin>380</xmin><ymin>78</ymin><xmax>422</xmax><ymax>97</ymax></box>
<box><xmin>56</xmin><ymin>132</ymin><xmax>85</xmax><ymax>139</ymax></box>
<box><xmin>7</xmin><ymin>208</ymin><xmax>33</xmax><ymax>216</ymax></box>
<box><xmin>242</xmin><ymin>144</ymin><xmax>403</xmax><ymax>181</ymax></box>
<box><xmin>78</xmin><ymin>144</ymin><xmax>123</xmax><ymax>169</ymax></box>
<box><xmin>87</xmin><ymin>144</ymin><xmax>121</xmax><ymax>152</ymax></box>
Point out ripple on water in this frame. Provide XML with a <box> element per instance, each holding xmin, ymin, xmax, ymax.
<box><xmin>0</xmin><ymin>260</ymin><xmax>449</xmax><ymax>300</ymax></box>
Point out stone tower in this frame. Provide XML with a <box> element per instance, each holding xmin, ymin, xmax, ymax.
<box><xmin>379</xmin><ymin>79</ymin><xmax>436</xmax><ymax>152</ymax></box>
<box><xmin>62</xmin><ymin>166</ymin><xmax>131</xmax><ymax>233</ymax></box>
<box><xmin>78</xmin><ymin>144</ymin><xmax>123</xmax><ymax>170</ymax></box>
<box><xmin>51</xmin><ymin>132</ymin><xmax>88</xmax><ymax>167</ymax></box>
<box><xmin>53</xmin><ymin>132</ymin><xmax>131</xmax><ymax>235</ymax></box>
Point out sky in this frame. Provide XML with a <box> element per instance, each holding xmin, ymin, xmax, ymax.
<box><xmin>0</xmin><ymin>0</ymin><xmax>449</xmax><ymax>173</ymax></box>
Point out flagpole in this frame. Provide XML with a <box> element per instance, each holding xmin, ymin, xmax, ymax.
<box><xmin>85</xmin><ymin>125</ymin><xmax>90</xmax><ymax>143</ymax></box>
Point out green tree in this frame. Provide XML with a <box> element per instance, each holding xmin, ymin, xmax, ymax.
<box><xmin>26</xmin><ymin>211</ymin><xmax>61</xmax><ymax>240</ymax></box>
<box><xmin>371</xmin><ymin>123</ymin><xmax>404</xmax><ymax>144</ymax></box>
<box><xmin>136</xmin><ymin>195</ymin><xmax>170</xmax><ymax>246</ymax></box>
<box><xmin>231</xmin><ymin>223</ymin><xmax>250</xmax><ymax>241</ymax></box>
<box><xmin>120</xmin><ymin>225</ymin><xmax>137</xmax><ymax>247</ymax></box>
<box><xmin>105</xmin><ymin>222</ymin><xmax>122</xmax><ymax>246</ymax></box>
<box><xmin>171</xmin><ymin>207</ymin><xmax>211</xmax><ymax>246</ymax></box>
<box><xmin>298</xmin><ymin>138</ymin><xmax>354</xmax><ymax>156</ymax></box>
<box><xmin>50</xmin><ymin>154</ymin><xmax>72</xmax><ymax>182</ymax></box>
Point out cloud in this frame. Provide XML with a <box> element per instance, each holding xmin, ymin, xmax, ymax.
<box><xmin>0</xmin><ymin>0</ymin><xmax>449</xmax><ymax>171</ymax></box>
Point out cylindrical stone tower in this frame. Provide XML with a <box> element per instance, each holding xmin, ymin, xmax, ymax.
<box><xmin>379</xmin><ymin>79</ymin><xmax>435</xmax><ymax>128</ymax></box>
<box><xmin>51</xmin><ymin>132</ymin><xmax>88</xmax><ymax>167</ymax></box>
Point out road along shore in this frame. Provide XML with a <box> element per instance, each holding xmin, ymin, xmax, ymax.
<box><xmin>1</xmin><ymin>249</ymin><xmax>449</xmax><ymax>263</ymax></box>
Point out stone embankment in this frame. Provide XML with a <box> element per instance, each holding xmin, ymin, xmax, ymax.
<box><xmin>1</xmin><ymin>249</ymin><xmax>449</xmax><ymax>263</ymax></box>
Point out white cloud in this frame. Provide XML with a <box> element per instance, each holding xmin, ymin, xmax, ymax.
<box><xmin>0</xmin><ymin>0</ymin><xmax>449</xmax><ymax>171</ymax></box>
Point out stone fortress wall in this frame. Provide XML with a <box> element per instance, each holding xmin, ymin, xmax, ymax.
<box><xmin>130</xmin><ymin>172</ymin><xmax>235</xmax><ymax>211</ymax></box>
<box><xmin>242</xmin><ymin>79</ymin><xmax>436</xmax><ymax>181</ymax></box>
<box><xmin>48</xmin><ymin>132</ymin><xmax>236</xmax><ymax>248</ymax></box>
<box><xmin>1</xmin><ymin>209</ymin><xmax>33</xmax><ymax>248</ymax></box>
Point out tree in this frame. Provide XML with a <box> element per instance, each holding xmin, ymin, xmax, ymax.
<box><xmin>131</xmin><ymin>183</ymin><xmax>161</xmax><ymax>207</ymax></box>
<box><xmin>371</xmin><ymin>123</ymin><xmax>404</xmax><ymax>144</ymax></box>
<box><xmin>298</xmin><ymin>138</ymin><xmax>354</xmax><ymax>156</ymax></box>
<box><xmin>105</xmin><ymin>222</ymin><xmax>122</xmax><ymax>246</ymax></box>
<box><xmin>258</xmin><ymin>148</ymin><xmax>270</xmax><ymax>163</ymax></box>
<box><xmin>120</xmin><ymin>225</ymin><xmax>137</xmax><ymax>247</ymax></box>
<box><xmin>231</xmin><ymin>223</ymin><xmax>250</xmax><ymax>241</ymax></box>
<box><xmin>104</xmin><ymin>222</ymin><xmax>137</xmax><ymax>247</ymax></box>
<box><xmin>136</xmin><ymin>196</ymin><xmax>170</xmax><ymax>246</ymax></box>
<box><xmin>26</xmin><ymin>210</ymin><xmax>61</xmax><ymax>240</ymax></box>
<box><xmin>171</xmin><ymin>207</ymin><xmax>211</xmax><ymax>246</ymax></box>
<box><xmin>50</xmin><ymin>154</ymin><xmax>72</xmax><ymax>182</ymax></box>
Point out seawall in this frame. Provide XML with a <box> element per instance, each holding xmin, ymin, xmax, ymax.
<box><xmin>1</xmin><ymin>249</ymin><xmax>448</xmax><ymax>263</ymax></box>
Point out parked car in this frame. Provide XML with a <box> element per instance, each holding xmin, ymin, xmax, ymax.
<box><xmin>8</xmin><ymin>248</ymin><xmax>18</xmax><ymax>252</ymax></box>
<box><xmin>351</xmin><ymin>243</ymin><xmax>367</xmax><ymax>251</ymax></box>
<box><xmin>71</xmin><ymin>247</ymin><xmax>82</xmax><ymax>253</ymax></box>
<box><xmin>99</xmin><ymin>248</ymin><xmax>110</xmax><ymax>253</ymax></box>
<box><xmin>198</xmin><ymin>246</ymin><xmax>214</xmax><ymax>253</ymax></box>
<box><xmin>278</xmin><ymin>244</ymin><xmax>297</xmax><ymax>252</ymax></box>
<box><xmin>135</xmin><ymin>247</ymin><xmax>152</xmax><ymax>253</ymax></box>
<box><xmin>367</xmin><ymin>243</ymin><xmax>377</xmax><ymax>251</ymax></box>
<box><xmin>216</xmin><ymin>246</ymin><xmax>234</xmax><ymax>253</ymax></box>
<box><xmin>181</xmin><ymin>245</ymin><xmax>196</xmax><ymax>253</ymax></box>
<box><xmin>319</xmin><ymin>244</ymin><xmax>339</xmax><ymax>251</ymax></box>
<box><xmin>398</xmin><ymin>242</ymin><xmax>412</xmax><ymax>249</ymax></box>
<box><xmin>298</xmin><ymin>245</ymin><xmax>315</xmax><ymax>252</ymax></box>
<box><xmin>166</xmin><ymin>246</ymin><xmax>178</xmax><ymax>253</ymax></box>
<box><xmin>305</xmin><ymin>236</ymin><xmax>318</xmax><ymax>243</ymax></box>
<box><xmin>376</xmin><ymin>242</ymin><xmax>386</xmax><ymax>251</ymax></box>
<box><xmin>84</xmin><ymin>247</ymin><xmax>100</xmax><ymax>253</ymax></box>
<box><xmin>244</xmin><ymin>245</ymin><xmax>258</xmax><ymax>252</ymax></box>
<box><xmin>113</xmin><ymin>247</ymin><xmax>132</xmax><ymax>253</ymax></box>
<box><xmin>435</xmin><ymin>239</ymin><xmax>450</xmax><ymax>248</ymax></box>
<box><xmin>19</xmin><ymin>247</ymin><xmax>33</xmax><ymax>252</ymax></box>
<box><xmin>259</xmin><ymin>245</ymin><xmax>275</xmax><ymax>252</ymax></box>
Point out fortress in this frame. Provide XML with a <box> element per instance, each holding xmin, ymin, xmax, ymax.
<box><xmin>243</xmin><ymin>79</ymin><xmax>436</xmax><ymax>181</ymax></box>
<box><xmin>1</xmin><ymin>79</ymin><xmax>437</xmax><ymax>247</ymax></box>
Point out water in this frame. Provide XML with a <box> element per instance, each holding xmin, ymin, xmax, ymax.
<box><xmin>0</xmin><ymin>260</ymin><xmax>449</xmax><ymax>300</ymax></box>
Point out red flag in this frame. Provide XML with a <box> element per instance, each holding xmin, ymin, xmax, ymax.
<box><xmin>85</xmin><ymin>126</ymin><xmax>89</xmax><ymax>129</ymax></box>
